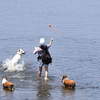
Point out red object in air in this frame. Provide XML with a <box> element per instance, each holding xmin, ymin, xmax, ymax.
<box><xmin>48</xmin><ymin>24</ymin><xmax>57</xmax><ymax>33</ymax></box>
<box><xmin>48</xmin><ymin>24</ymin><xmax>52</xmax><ymax>27</ymax></box>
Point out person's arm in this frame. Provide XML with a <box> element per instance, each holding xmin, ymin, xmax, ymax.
<box><xmin>47</xmin><ymin>38</ymin><xmax>54</xmax><ymax>47</ymax></box>
<box><xmin>33</xmin><ymin>47</ymin><xmax>41</xmax><ymax>54</ymax></box>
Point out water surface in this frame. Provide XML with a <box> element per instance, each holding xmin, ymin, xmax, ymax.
<box><xmin>0</xmin><ymin>0</ymin><xmax>100</xmax><ymax>100</ymax></box>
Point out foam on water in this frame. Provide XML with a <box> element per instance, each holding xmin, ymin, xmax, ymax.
<box><xmin>2</xmin><ymin>58</ymin><xmax>25</xmax><ymax>72</ymax></box>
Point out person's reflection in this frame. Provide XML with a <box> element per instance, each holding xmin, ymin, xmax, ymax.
<box><xmin>36</xmin><ymin>79</ymin><xmax>51</xmax><ymax>99</ymax></box>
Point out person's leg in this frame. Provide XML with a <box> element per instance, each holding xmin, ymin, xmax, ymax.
<box><xmin>38</xmin><ymin>60</ymin><xmax>43</xmax><ymax>77</ymax></box>
<box><xmin>44</xmin><ymin>66</ymin><xmax>49</xmax><ymax>80</ymax></box>
<box><xmin>38</xmin><ymin>66</ymin><xmax>42</xmax><ymax>77</ymax></box>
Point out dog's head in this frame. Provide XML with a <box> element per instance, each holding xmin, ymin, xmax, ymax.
<box><xmin>2</xmin><ymin>77</ymin><xmax>7</xmax><ymax>80</ymax></box>
<box><xmin>2</xmin><ymin>77</ymin><xmax>8</xmax><ymax>84</ymax></box>
<box><xmin>17</xmin><ymin>48</ymin><xmax>26</xmax><ymax>55</ymax></box>
<box><xmin>62</xmin><ymin>75</ymin><xmax>67</xmax><ymax>81</ymax></box>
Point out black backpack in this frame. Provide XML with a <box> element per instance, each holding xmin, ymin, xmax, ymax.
<box><xmin>39</xmin><ymin>45</ymin><xmax>52</xmax><ymax>64</ymax></box>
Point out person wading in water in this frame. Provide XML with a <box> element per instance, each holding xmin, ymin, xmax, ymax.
<box><xmin>33</xmin><ymin>38</ymin><xmax>53</xmax><ymax>80</ymax></box>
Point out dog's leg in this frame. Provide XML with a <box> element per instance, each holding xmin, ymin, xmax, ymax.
<box><xmin>62</xmin><ymin>85</ymin><xmax>65</xmax><ymax>87</ymax></box>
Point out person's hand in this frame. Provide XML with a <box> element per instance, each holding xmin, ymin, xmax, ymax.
<box><xmin>51</xmin><ymin>38</ymin><xmax>54</xmax><ymax>41</ymax></box>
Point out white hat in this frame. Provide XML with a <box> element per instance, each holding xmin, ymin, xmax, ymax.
<box><xmin>39</xmin><ymin>38</ymin><xmax>45</xmax><ymax>45</ymax></box>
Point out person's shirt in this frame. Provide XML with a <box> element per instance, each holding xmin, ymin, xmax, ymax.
<box><xmin>33</xmin><ymin>44</ymin><xmax>51</xmax><ymax>56</ymax></box>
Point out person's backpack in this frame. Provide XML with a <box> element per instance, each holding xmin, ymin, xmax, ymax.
<box><xmin>39</xmin><ymin>45</ymin><xmax>52</xmax><ymax>64</ymax></box>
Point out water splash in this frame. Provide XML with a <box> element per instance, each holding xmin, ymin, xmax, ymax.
<box><xmin>2</xmin><ymin>58</ymin><xmax>25</xmax><ymax>72</ymax></box>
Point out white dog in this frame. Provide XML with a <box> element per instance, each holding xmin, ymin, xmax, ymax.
<box><xmin>10</xmin><ymin>48</ymin><xmax>26</xmax><ymax>67</ymax></box>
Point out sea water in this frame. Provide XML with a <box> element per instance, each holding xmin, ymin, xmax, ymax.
<box><xmin>0</xmin><ymin>0</ymin><xmax>100</xmax><ymax>100</ymax></box>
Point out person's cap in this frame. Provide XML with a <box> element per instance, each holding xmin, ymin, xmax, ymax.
<box><xmin>39</xmin><ymin>38</ymin><xmax>45</xmax><ymax>45</ymax></box>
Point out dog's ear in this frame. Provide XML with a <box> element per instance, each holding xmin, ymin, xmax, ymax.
<box><xmin>63</xmin><ymin>75</ymin><xmax>67</xmax><ymax>78</ymax></box>
<box><xmin>18</xmin><ymin>49</ymin><xmax>20</xmax><ymax>52</ymax></box>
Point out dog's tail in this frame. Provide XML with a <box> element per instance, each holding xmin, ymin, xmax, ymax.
<box><xmin>71</xmin><ymin>82</ymin><xmax>76</xmax><ymax>88</ymax></box>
